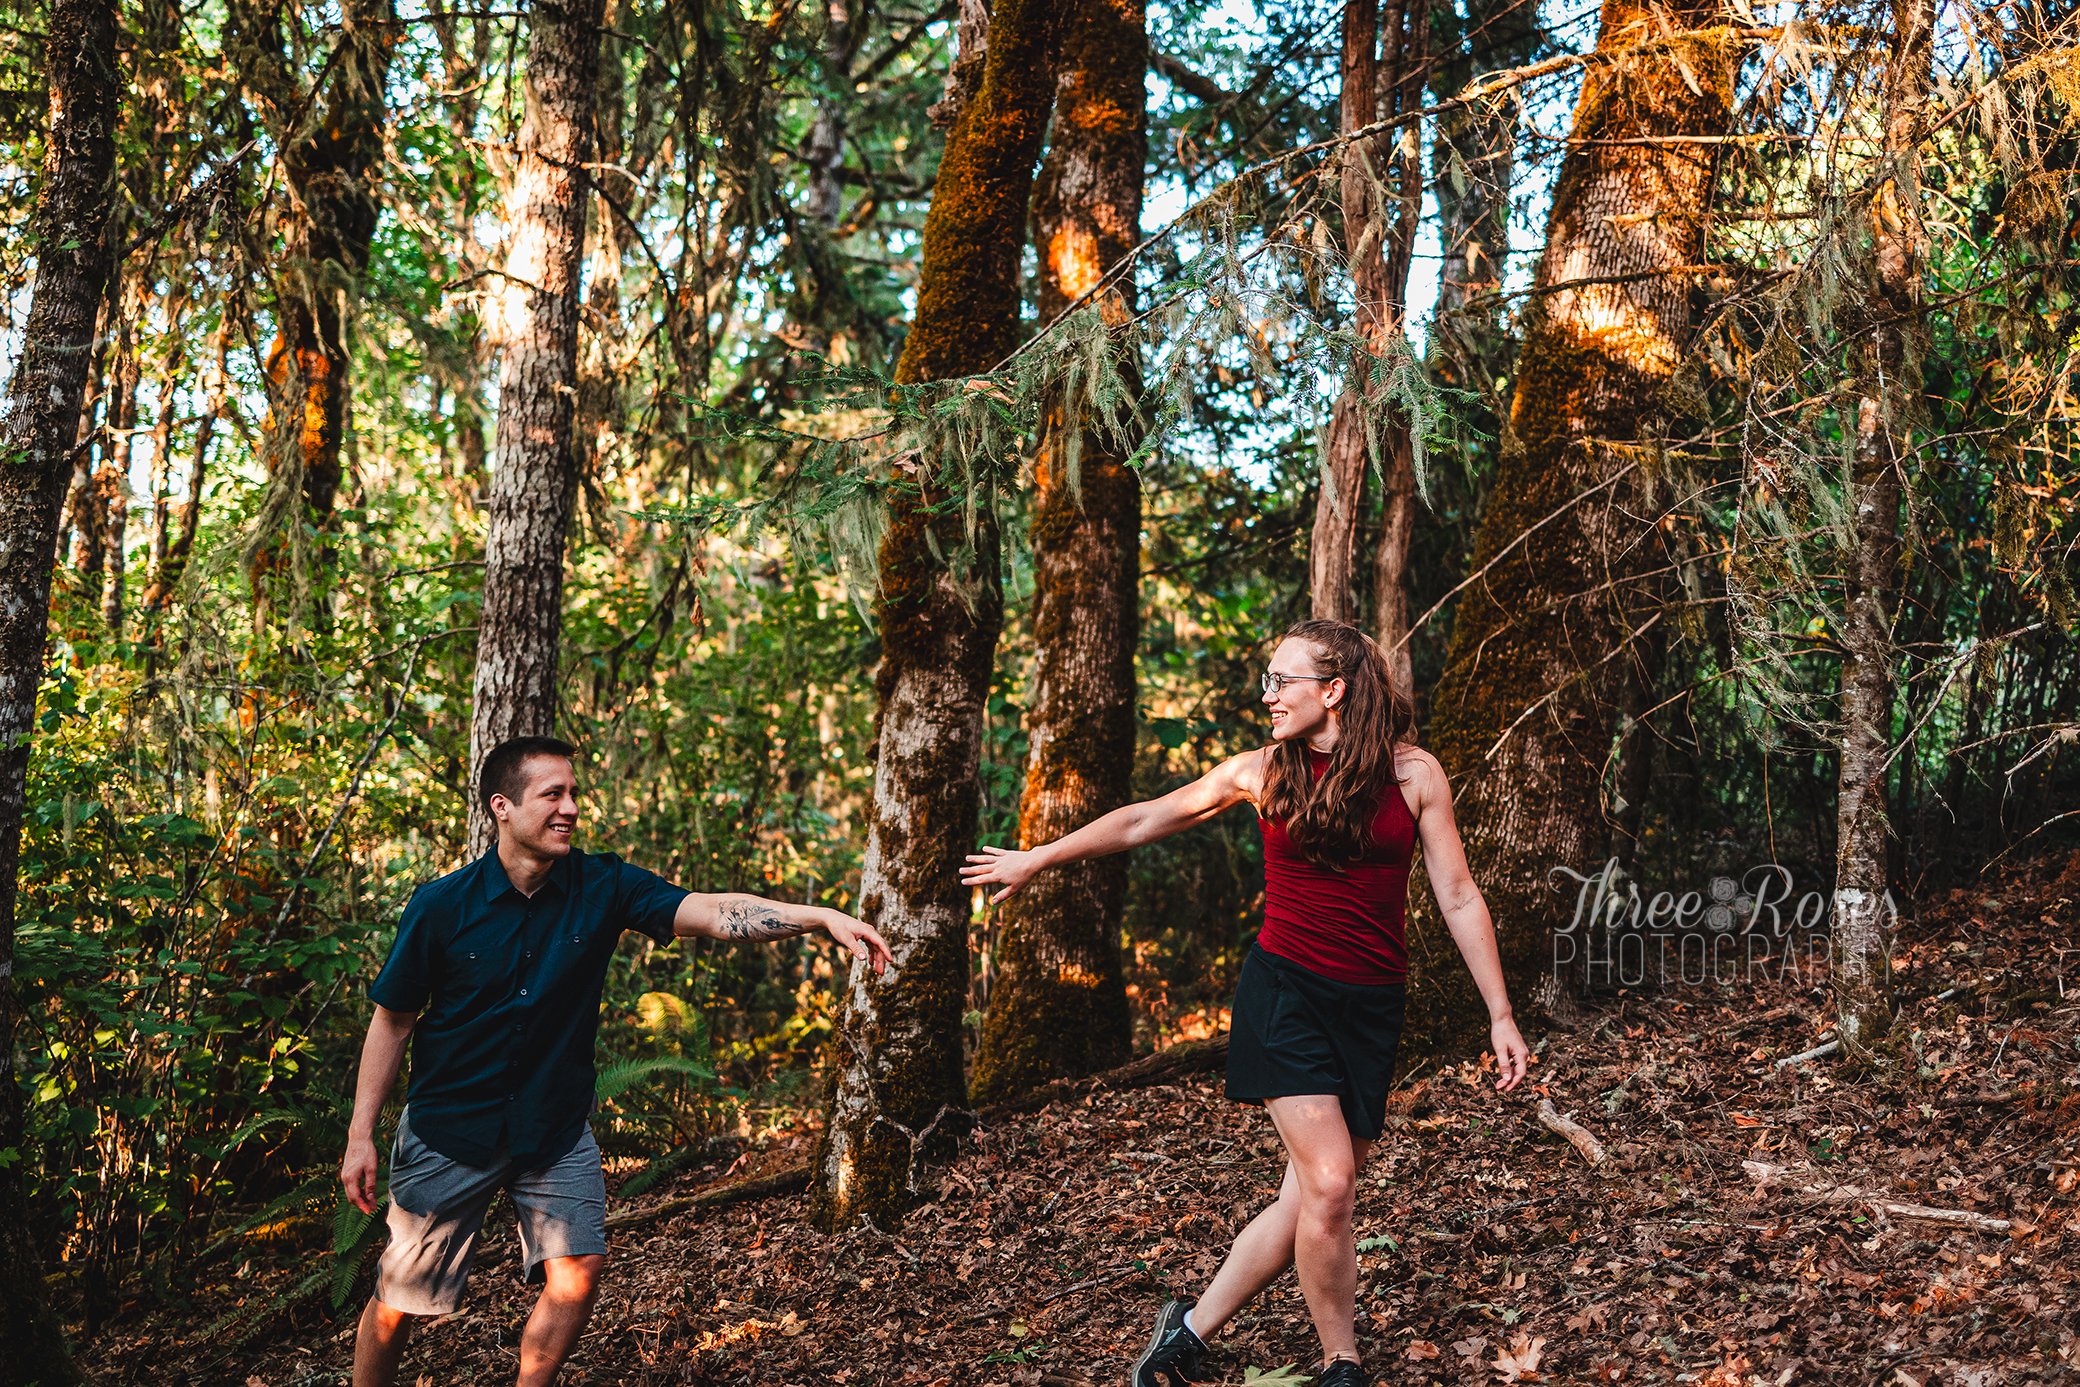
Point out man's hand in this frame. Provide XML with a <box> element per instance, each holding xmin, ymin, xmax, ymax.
<box><xmin>341</xmin><ymin>1133</ymin><xmax>382</xmax><ymax>1214</ymax></box>
<box><xmin>1490</xmin><ymin>1015</ymin><xmax>1530</xmax><ymax>1091</ymax></box>
<box><xmin>824</xmin><ymin>911</ymin><xmax>892</xmax><ymax>976</ymax></box>
<box><xmin>960</xmin><ymin>845</ymin><xmax>1041</xmax><ymax>904</ymax></box>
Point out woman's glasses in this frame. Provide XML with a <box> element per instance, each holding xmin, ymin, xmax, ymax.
<box><xmin>1261</xmin><ymin>670</ymin><xmax>1336</xmax><ymax>696</ymax></box>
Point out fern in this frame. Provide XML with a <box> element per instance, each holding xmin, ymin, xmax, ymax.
<box><xmin>595</xmin><ymin>1053</ymin><xmax>716</xmax><ymax>1102</ymax></box>
<box><xmin>328</xmin><ymin>1195</ymin><xmax>386</xmax><ymax>1314</ymax></box>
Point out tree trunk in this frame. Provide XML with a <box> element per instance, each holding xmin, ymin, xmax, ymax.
<box><xmin>251</xmin><ymin>0</ymin><xmax>397</xmax><ymax>571</ymax></box>
<box><xmin>1832</xmin><ymin>0</ymin><xmax>1930</xmax><ymax>1062</ymax></box>
<box><xmin>1405</xmin><ymin>0</ymin><xmax>1733</xmax><ymax>1058</ymax></box>
<box><xmin>93</xmin><ymin>306</ymin><xmax>136</xmax><ymax>632</ymax></box>
<box><xmin>0</xmin><ymin>0</ymin><xmax>120</xmax><ymax>1375</ymax></box>
<box><xmin>1309</xmin><ymin>0</ymin><xmax>1386</xmax><ymax>623</ymax></box>
<box><xmin>813</xmin><ymin>0</ymin><xmax>1060</xmax><ymax>1231</ymax></box>
<box><xmin>1364</xmin><ymin>0</ymin><xmax>1429</xmax><ymax>687</ymax></box>
<box><xmin>144</xmin><ymin>311</ymin><xmax>230</xmax><ymax>615</ymax></box>
<box><xmin>464</xmin><ymin>0</ymin><xmax>605</xmax><ymax>856</ymax></box>
<box><xmin>1314</xmin><ymin>0</ymin><xmax>1427</xmax><ymax>634</ymax></box>
<box><xmin>971</xmin><ymin>0</ymin><xmax>1144</xmax><ymax>1105</ymax></box>
<box><xmin>1427</xmin><ymin>0</ymin><xmax>1538</xmax><ymax>405</ymax></box>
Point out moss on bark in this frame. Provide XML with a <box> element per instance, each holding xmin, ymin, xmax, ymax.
<box><xmin>811</xmin><ymin>0</ymin><xmax>1063</xmax><ymax>1230</ymax></box>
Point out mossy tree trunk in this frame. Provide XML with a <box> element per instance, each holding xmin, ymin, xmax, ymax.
<box><xmin>1832</xmin><ymin>0</ymin><xmax>1930</xmax><ymax>1063</ymax></box>
<box><xmin>0</xmin><ymin>0</ymin><xmax>120</xmax><ymax>1375</ymax></box>
<box><xmin>465</xmin><ymin>0</ymin><xmax>604</xmax><ymax>856</ymax></box>
<box><xmin>1405</xmin><ymin>0</ymin><xmax>1733</xmax><ymax>1059</ymax></box>
<box><xmin>236</xmin><ymin>0</ymin><xmax>397</xmax><ymax>580</ymax></box>
<box><xmin>813</xmin><ymin>0</ymin><xmax>1060</xmax><ymax>1230</ymax></box>
<box><xmin>971</xmin><ymin>0</ymin><xmax>1144</xmax><ymax>1105</ymax></box>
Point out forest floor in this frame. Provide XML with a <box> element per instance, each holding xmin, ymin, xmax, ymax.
<box><xmin>84</xmin><ymin>845</ymin><xmax>2079</xmax><ymax>1387</ymax></box>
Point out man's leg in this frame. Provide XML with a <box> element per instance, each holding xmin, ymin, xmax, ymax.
<box><xmin>509</xmin><ymin>1125</ymin><xmax>610</xmax><ymax>1386</ymax></box>
<box><xmin>1192</xmin><ymin>1113</ymin><xmax>1372</xmax><ymax>1343</ymax></box>
<box><xmin>516</xmin><ymin>1253</ymin><xmax>605</xmax><ymax>1387</ymax></box>
<box><xmin>353</xmin><ymin>1297</ymin><xmax>420</xmax><ymax>1387</ymax></box>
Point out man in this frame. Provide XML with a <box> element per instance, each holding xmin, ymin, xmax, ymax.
<box><xmin>339</xmin><ymin>735</ymin><xmax>890</xmax><ymax>1386</ymax></box>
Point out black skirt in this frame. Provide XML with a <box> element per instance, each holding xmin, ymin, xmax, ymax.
<box><xmin>1225</xmin><ymin>943</ymin><xmax>1408</xmax><ymax>1139</ymax></box>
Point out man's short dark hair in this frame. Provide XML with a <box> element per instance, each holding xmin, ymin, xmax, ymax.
<box><xmin>478</xmin><ymin>736</ymin><xmax>578</xmax><ymax>814</ymax></box>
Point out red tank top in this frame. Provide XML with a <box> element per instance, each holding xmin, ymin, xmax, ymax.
<box><xmin>1255</xmin><ymin>746</ymin><xmax>1415</xmax><ymax>985</ymax></box>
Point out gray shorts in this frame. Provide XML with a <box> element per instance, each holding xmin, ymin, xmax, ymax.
<box><xmin>374</xmin><ymin>1108</ymin><xmax>608</xmax><ymax>1316</ymax></box>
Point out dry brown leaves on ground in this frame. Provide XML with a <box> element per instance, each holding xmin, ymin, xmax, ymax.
<box><xmin>85</xmin><ymin>848</ymin><xmax>2080</xmax><ymax>1386</ymax></box>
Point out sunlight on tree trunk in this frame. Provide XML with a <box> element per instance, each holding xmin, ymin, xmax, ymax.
<box><xmin>0</xmin><ymin>0</ymin><xmax>120</xmax><ymax>1374</ymax></box>
<box><xmin>813</xmin><ymin>0</ymin><xmax>1061</xmax><ymax>1231</ymax></box>
<box><xmin>1833</xmin><ymin>0</ymin><xmax>1931</xmax><ymax>1064</ymax></box>
<box><xmin>466</xmin><ymin>0</ymin><xmax>605</xmax><ymax>857</ymax></box>
<box><xmin>1406</xmin><ymin>0</ymin><xmax>1734</xmax><ymax>1061</ymax></box>
<box><xmin>971</xmin><ymin>0</ymin><xmax>1144</xmax><ymax>1105</ymax></box>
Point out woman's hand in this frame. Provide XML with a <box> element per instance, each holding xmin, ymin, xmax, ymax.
<box><xmin>1490</xmin><ymin>1014</ymin><xmax>1530</xmax><ymax>1091</ymax></box>
<box><xmin>823</xmin><ymin>910</ymin><xmax>892</xmax><ymax>975</ymax></box>
<box><xmin>961</xmin><ymin>845</ymin><xmax>1042</xmax><ymax>903</ymax></box>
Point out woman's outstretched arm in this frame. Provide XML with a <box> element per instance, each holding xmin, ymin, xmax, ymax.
<box><xmin>961</xmin><ymin>749</ymin><xmax>1264</xmax><ymax>903</ymax></box>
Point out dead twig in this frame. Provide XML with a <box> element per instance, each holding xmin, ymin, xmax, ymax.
<box><xmin>1743</xmin><ymin>1160</ymin><xmax>2013</xmax><ymax>1234</ymax></box>
<box><xmin>1537</xmin><ymin>1098</ymin><xmax>1610</xmax><ymax>1168</ymax></box>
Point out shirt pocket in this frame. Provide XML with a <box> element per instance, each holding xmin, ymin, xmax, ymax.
<box><xmin>442</xmin><ymin>943</ymin><xmax>507</xmax><ymax>997</ymax></box>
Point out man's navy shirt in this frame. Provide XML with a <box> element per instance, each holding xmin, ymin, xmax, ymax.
<box><xmin>370</xmin><ymin>847</ymin><xmax>689</xmax><ymax>1168</ymax></box>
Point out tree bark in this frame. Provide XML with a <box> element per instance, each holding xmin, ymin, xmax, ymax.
<box><xmin>1309</xmin><ymin>0</ymin><xmax>1387</xmax><ymax>624</ymax></box>
<box><xmin>813</xmin><ymin>0</ymin><xmax>1060</xmax><ymax>1231</ymax></box>
<box><xmin>465</xmin><ymin>0</ymin><xmax>605</xmax><ymax>856</ymax></box>
<box><xmin>1313</xmin><ymin>0</ymin><xmax>1427</xmax><ymax>639</ymax></box>
<box><xmin>1427</xmin><ymin>0</ymin><xmax>1539</xmax><ymax>404</ymax></box>
<box><xmin>1405</xmin><ymin>0</ymin><xmax>1733</xmax><ymax>1058</ymax></box>
<box><xmin>92</xmin><ymin>305</ymin><xmax>136</xmax><ymax>632</ymax></box>
<box><xmin>0</xmin><ymin>0</ymin><xmax>121</xmax><ymax>1375</ymax></box>
<box><xmin>971</xmin><ymin>0</ymin><xmax>1144</xmax><ymax>1105</ymax></box>
<box><xmin>1832</xmin><ymin>0</ymin><xmax>1930</xmax><ymax>1062</ymax></box>
<box><xmin>1364</xmin><ymin>0</ymin><xmax>1429</xmax><ymax>688</ymax></box>
<box><xmin>251</xmin><ymin>0</ymin><xmax>397</xmax><ymax>557</ymax></box>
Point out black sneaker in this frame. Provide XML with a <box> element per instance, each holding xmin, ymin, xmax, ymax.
<box><xmin>1130</xmin><ymin>1297</ymin><xmax>1208</xmax><ymax>1386</ymax></box>
<box><xmin>1315</xmin><ymin>1360</ymin><xmax>1370</xmax><ymax>1387</ymax></box>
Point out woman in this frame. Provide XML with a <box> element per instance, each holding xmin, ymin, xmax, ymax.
<box><xmin>963</xmin><ymin>618</ymin><xmax>1528</xmax><ymax>1387</ymax></box>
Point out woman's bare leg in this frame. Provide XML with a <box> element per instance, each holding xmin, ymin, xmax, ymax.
<box><xmin>1264</xmin><ymin>1095</ymin><xmax>1366</xmax><ymax>1364</ymax></box>
<box><xmin>1190</xmin><ymin>1100</ymin><xmax>1371</xmax><ymax>1356</ymax></box>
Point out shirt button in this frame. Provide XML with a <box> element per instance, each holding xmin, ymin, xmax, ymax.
<box><xmin>520</xmin><ymin>987</ymin><xmax>529</xmax><ymax>996</ymax></box>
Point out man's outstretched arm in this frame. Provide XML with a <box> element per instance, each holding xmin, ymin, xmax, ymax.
<box><xmin>341</xmin><ymin>1005</ymin><xmax>416</xmax><ymax>1213</ymax></box>
<box><xmin>672</xmin><ymin>893</ymin><xmax>891</xmax><ymax>975</ymax></box>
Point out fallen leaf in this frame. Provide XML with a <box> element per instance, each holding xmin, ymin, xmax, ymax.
<box><xmin>1492</xmin><ymin>1332</ymin><xmax>1545</xmax><ymax>1382</ymax></box>
<box><xmin>1405</xmin><ymin>1339</ymin><xmax>1441</xmax><ymax>1361</ymax></box>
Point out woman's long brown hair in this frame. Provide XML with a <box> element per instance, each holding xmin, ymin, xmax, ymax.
<box><xmin>1259</xmin><ymin>619</ymin><xmax>1418</xmax><ymax>867</ymax></box>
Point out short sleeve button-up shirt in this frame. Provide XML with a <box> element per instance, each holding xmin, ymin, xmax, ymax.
<box><xmin>369</xmin><ymin>847</ymin><xmax>689</xmax><ymax>1168</ymax></box>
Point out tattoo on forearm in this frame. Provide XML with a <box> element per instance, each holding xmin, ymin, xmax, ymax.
<box><xmin>717</xmin><ymin>898</ymin><xmax>813</xmax><ymax>942</ymax></box>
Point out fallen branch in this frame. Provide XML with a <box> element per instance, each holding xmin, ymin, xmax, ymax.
<box><xmin>1743</xmin><ymin>1160</ymin><xmax>2013</xmax><ymax>1234</ymax></box>
<box><xmin>1536</xmin><ymin>1098</ymin><xmax>1609</xmax><ymax>1167</ymax></box>
<box><xmin>1775</xmin><ymin>987</ymin><xmax>1965</xmax><ymax>1068</ymax></box>
<box><xmin>606</xmin><ymin>1164</ymin><xmax>812</xmax><ymax>1233</ymax></box>
<box><xmin>1775</xmin><ymin>1037</ymin><xmax>1840</xmax><ymax>1068</ymax></box>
